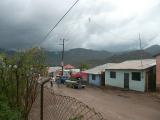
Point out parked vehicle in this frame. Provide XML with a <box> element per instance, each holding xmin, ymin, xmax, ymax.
<box><xmin>65</xmin><ymin>78</ymin><xmax>86</xmax><ymax>89</ymax></box>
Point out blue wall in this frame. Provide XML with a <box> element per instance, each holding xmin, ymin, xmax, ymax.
<box><xmin>89</xmin><ymin>74</ymin><xmax>101</xmax><ymax>86</ymax></box>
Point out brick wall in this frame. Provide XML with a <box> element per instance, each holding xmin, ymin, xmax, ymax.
<box><xmin>156</xmin><ymin>55</ymin><xmax>160</xmax><ymax>92</ymax></box>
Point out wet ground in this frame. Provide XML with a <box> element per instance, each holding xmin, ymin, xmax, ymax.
<box><xmin>52</xmin><ymin>85</ymin><xmax>160</xmax><ymax>120</ymax></box>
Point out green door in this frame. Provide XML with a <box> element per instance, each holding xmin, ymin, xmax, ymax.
<box><xmin>124</xmin><ymin>73</ymin><xmax>129</xmax><ymax>89</ymax></box>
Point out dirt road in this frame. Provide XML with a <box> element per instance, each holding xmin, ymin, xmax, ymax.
<box><xmin>54</xmin><ymin>85</ymin><xmax>160</xmax><ymax>120</ymax></box>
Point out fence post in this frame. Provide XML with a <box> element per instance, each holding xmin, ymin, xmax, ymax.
<box><xmin>40</xmin><ymin>84</ymin><xmax>43</xmax><ymax>120</ymax></box>
<box><xmin>40</xmin><ymin>78</ymin><xmax>51</xmax><ymax>120</ymax></box>
<box><xmin>16</xmin><ymin>70</ymin><xmax>19</xmax><ymax>107</ymax></box>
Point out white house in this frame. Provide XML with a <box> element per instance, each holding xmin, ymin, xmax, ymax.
<box><xmin>105</xmin><ymin>59</ymin><xmax>156</xmax><ymax>92</ymax></box>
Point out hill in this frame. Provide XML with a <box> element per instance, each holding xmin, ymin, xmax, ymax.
<box><xmin>84</xmin><ymin>50</ymin><xmax>153</xmax><ymax>68</ymax></box>
<box><xmin>0</xmin><ymin>44</ymin><xmax>160</xmax><ymax>68</ymax></box>
<box><xmin>145</xmin><ymin>45</ymin><xmax>160</xmax><ymax>56</ymax></box>
<box><xmin>45</xmin><ymin>47</ymin><xmax>154</xmax><ymax>68</ymax></box>
<box><xmin>45</xmin><ymin>48</ymin><xmax>113</xmax><ymax>67</ymax></box>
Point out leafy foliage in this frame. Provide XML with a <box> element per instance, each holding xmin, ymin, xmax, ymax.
<box><xmin>0</xmin><ymin>47</ymin><xmax>47</xmax><ymax>120</ymax></box>
<box><xmin>79</xmin><ymin>63</ymin><xmax>89</xmax><ymax>71</ymax></box>
<box><xmin>0</xmin><ymin>94</ymin><xmax>20</xmax><ymax>120</ymax></box>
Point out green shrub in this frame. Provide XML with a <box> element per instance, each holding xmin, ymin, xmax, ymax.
<box><xmin>0</xmin><ymin>47</ymin><xmax>47</xmax><ymax>120</ymax></box>
<box><xmin>0</xmin><ymin>94</ymin><xmax>20</xmax><ymax>120</ymax></box>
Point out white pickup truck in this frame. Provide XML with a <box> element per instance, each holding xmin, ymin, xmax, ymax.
<box><xmin>65</xmin><ymin>80</ymin><xmax>86</xmax><ymax>89</ymax></box>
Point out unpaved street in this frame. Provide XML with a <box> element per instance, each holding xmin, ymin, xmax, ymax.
<box><xmin>54</xmin><ymin>85</ymin><xmax>160</xmax><ymax>120</ymax></box>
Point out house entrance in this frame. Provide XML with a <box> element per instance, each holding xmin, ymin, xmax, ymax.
<box><xmin>101</xmin><ymin>72</ymin><xmax>105</xmax><ymax>86</ymax></box>
<box><xmin>146</xmin><ymin>67</ymin><xmax>156</xmax><ymax>92</ymax></box>
<box><xmin>124</xmin><ymin>73</ymin><xmax>129</xmax><ymax>89</ymax></box>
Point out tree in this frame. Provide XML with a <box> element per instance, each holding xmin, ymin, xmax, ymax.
<box><xmin>0</xmin><ymin>47</ymin><xmax>47</xmax><ymax>120</ymax></box>
<box><xmin>79</xmin><ymin>63</ymin><xmax>89</xmax><ymax>71</ymax></box>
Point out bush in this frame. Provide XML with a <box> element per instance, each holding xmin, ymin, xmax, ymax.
<box><xmin>0</xmin><ymin>47</ymin><xmax>47</xmax><ymax>120</ymax></box>
<box><xmin>0</xmin><ymin>94</ymin><xmax>20</xmax><ymax>120</ymax></box>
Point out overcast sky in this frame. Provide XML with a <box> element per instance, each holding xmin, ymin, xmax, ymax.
<box><xmin>0</xmin><ymin>0</ymin><xmax>160</xmax><ymax>51</ymax></box>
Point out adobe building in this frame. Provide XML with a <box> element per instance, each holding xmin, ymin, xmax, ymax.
<box><xmin>155</xmin><ymin>53</ymin><xmax>160</xmax><ymax>92</ymax></box>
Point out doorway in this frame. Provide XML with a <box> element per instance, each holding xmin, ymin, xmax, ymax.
<box><xmin>101</xmin><ymin>72</ymin><xmax>105</xmax><ymax>86</ymax></box>
<box><xmin>124</xmin><ymin>73</ymin><xmax>129</xmax><ymax>89</ymax></box>
<box><xmin>146</xmin><ymin>67</ymin><xmax>156</xmax><ymax>92</ymax></box>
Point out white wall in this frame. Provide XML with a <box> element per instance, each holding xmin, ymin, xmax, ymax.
<box><xmin>105</xmin><ymin>70</ymin><xmax>124</xmax><ymax>88</ymax></box>
<box><xmin>105</xmin><ymin>70</ymin><xmax>146</xmax><ymax>92</ymax></box>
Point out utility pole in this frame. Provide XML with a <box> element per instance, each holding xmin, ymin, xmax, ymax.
<box><xmin>59</xmin><ymin>38</ymin><xmax>65</xmax><ymax>76</ymax></box>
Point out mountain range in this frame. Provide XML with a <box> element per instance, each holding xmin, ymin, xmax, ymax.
<box><xmin>45</xmin><ymin>45</ymin><xmax>160</xmax><ymax>68</ymax></box>
<box><xmin>0</xmin><ymin>45</ymin><xmax>160</xmax><ymax>68</ymax></box>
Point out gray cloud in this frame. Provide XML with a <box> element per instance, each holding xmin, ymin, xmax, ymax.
<box><xmin>0</xmin><ymin>0</ymin><xmax>160</xmax><ymax>51</ymax></box>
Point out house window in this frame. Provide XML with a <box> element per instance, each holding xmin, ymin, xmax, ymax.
<box><xmin>110</xmin><ymin>71</ymin><xmax>116</xmax><ymax>78</ymax></box>
<box><xmin>132</xmin><ymin>72</ymin><xmax>141</xmax><ymax>81</ymax></box>
<box><xmin>92</xmin><ymin>74</ymin><xmax>96</xmax><ymax>80</ymax></box>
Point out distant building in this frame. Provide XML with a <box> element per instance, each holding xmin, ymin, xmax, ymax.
<box><xmin>63</xmin><ymin>64</ymin><xmax>80</xmax><ymax>77</ymax></box>
<box><xmin>48</xmin><ymin>66</ymin><xmax>61</xmax><ymax>77</ymax></box>
<box><xmin>105</xmin><ymin>59</ymin><xmax>156</xmax><ymax>92</ymax></box>
<box><xmin>64</xmin><ymin>64</ymin><xmax>75</xmax><ymax>69</ymax></box>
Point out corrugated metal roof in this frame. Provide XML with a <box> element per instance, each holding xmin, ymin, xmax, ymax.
<box><xmin>84</xmin><ymin>59</ymin><xmax>156</xmax><ymax>74</ymax></box>
<box><xmin>84</xmin><ymin>63</ymin><xmax>116</xmax><ymax>74</ymax></box>
<box><xmin>106</xmin><ymin>59</ymin><xmax>156</xmax><ymax>70</ymax></box>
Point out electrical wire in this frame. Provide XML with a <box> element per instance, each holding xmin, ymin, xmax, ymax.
<box><xmin>39</xmin><ymin>0</ymin><xmax>80</xmax><ymax>45</ymax></box>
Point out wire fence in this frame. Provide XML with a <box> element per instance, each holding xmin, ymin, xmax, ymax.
<box><xmin>29</xmin><ymin>81</ymin><xmax>104</xmax><ymax>120</ymax></box>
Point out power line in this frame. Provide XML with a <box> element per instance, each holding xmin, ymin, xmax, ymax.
<box><xmin>39</xmin><ymin>0</ymin><xmax>80</xmax><ymax>45</ymax></box>
<box><xmin>55</xmin><ymin>3</ymin><xmax>86</xmax><ymax>47</ymax></box>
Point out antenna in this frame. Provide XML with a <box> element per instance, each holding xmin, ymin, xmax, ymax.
<box><xmin>139</xmin><ymin>33</ymin><xmax>143</xmax><ymax>66</ymax></box>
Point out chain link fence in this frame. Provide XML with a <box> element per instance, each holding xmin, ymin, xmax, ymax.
<box><xmin>29</xmin><ymin>81</ymin><xmax>104</xmax><ymax>120</ymax></box>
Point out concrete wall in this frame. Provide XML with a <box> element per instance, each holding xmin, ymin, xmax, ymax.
<box><xmin>89</xmin><ymin>74</ymin><xmax>101</xmax><ymax>86</ymax></box>
<box><xmin>105</xmin><ymin>70</ymin><xmax>146</xmax><ymax>92</ymax></box>
<box><xmin>156</xmin><ymin>55</ymin><xmax>160</xmax><ymax>92</ymax></box>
